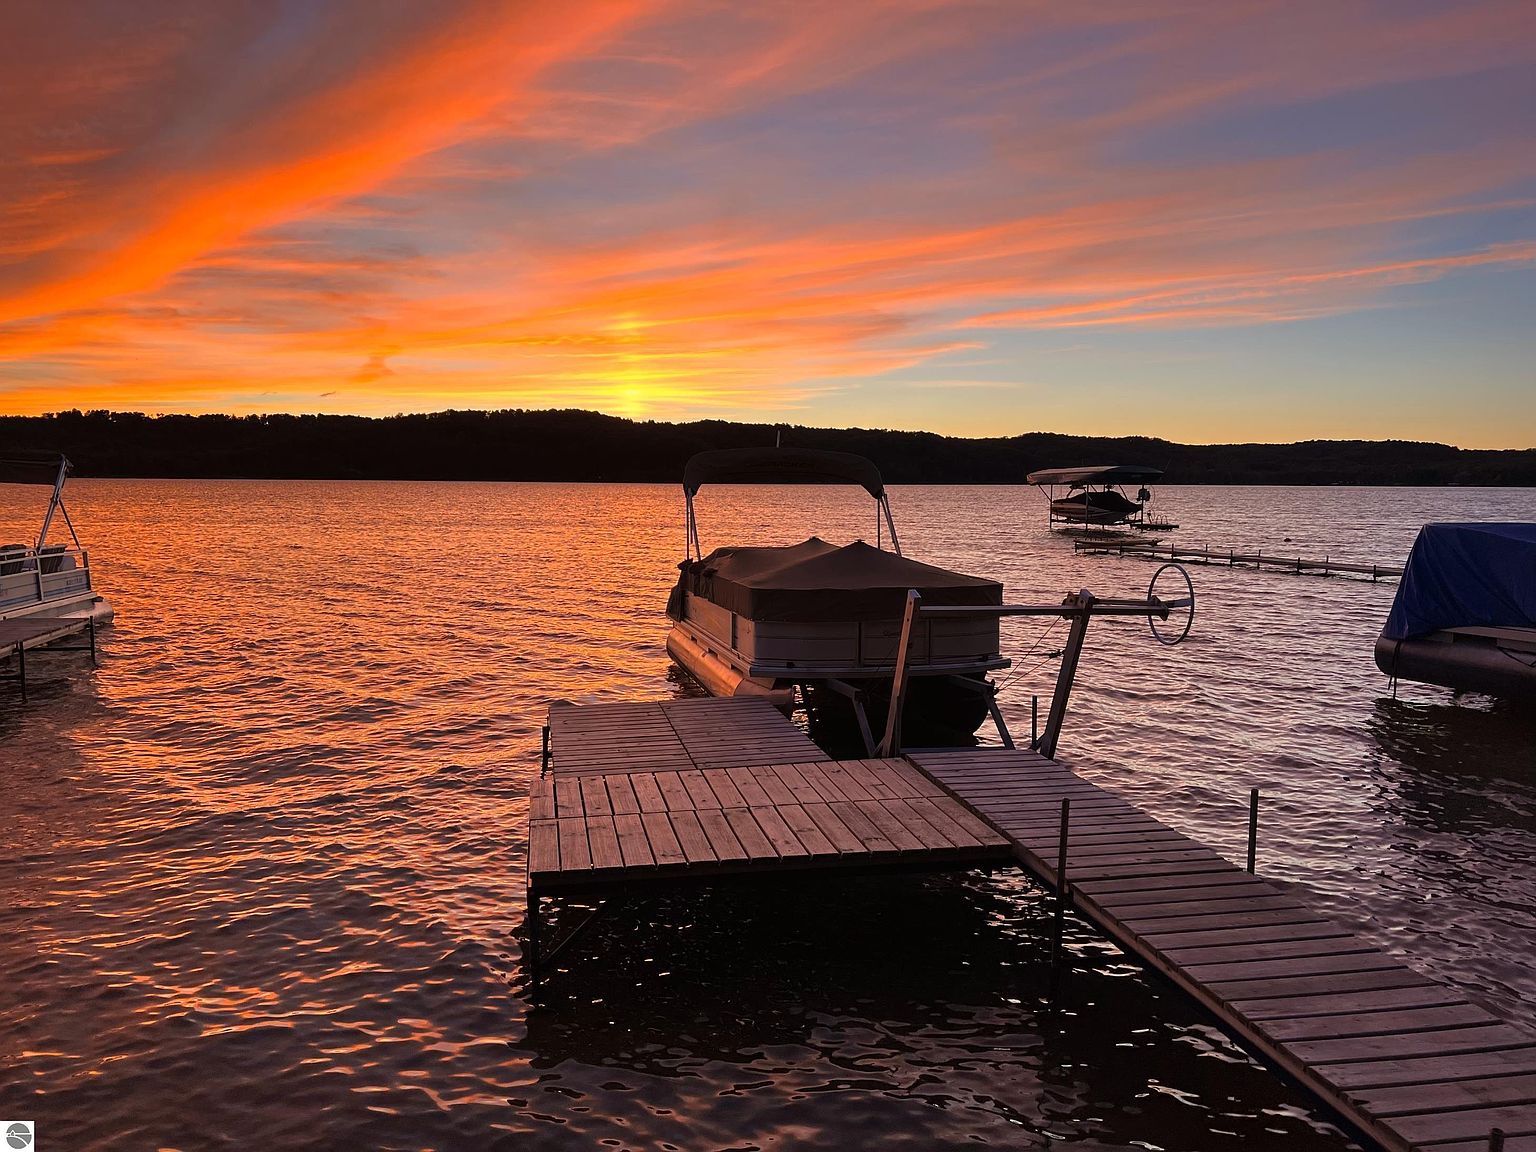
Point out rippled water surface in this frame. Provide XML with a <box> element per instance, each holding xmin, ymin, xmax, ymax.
<box><xmin>2</xmin><ymin>480</ymin><xmax>1533</xmax><ymax>1151</ymax></box>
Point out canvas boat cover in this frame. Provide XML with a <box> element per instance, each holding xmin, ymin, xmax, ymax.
<box><xmin>0</xmin><ymin>452</ymin><xmax>68</xmax><ymax>487</ymax></box>
<box><xmin>1027</xmin><ymin>464</ymin><xmax>1162</xmax><ymax>487</ymax></box>
<box><xmin>686</xmin><ymin>537</ymin><xmax>1002</xmax><ymax>622</ymax></box>
<box><xmin>1382</xmin><ymin>522</ymin><xmax>1536</xmax><ymax>641</ymax></box>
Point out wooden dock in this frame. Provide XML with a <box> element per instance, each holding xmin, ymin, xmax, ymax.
<box><xmin>913</xmin><ymin>747</ymin><xmax>1536</xmax><ymax>1152</ymax></box>
<box><xmin>1074</xmin><ymin>538</ymin><xmax>1404</xmax><ymax>580</ymax></box>
<box><xmin>527</xmin><ymin>697</ymin><xmax>1013</xmax><ymax>894</ymax></box>
<box><xmin>525</xmin><ymin>696</ymin><xmax>1535</xmax><ymax>1150</ymax></box>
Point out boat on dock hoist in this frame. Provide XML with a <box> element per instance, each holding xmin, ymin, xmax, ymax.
<box><xmin>1</xmin><ymin>452</ymin><xmax>113</xmax><ymax>626</ymax></box>
<box><xmin>1025</xmin><ymin>464</ymin><xmax>1176</xmax><ymax>532</ymax></box>
<box><xmin>664</xmin><ymin>447</ymin><xmax>1011</xmax><ymax>749</ymax></box>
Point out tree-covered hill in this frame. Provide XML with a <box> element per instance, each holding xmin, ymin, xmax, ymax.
<box><xmin>2</xmin><ymin>408</ymin><xmax>1533</xmax><ymax>485</ymax></box>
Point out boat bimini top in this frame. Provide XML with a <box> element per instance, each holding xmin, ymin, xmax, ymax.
<box><xmin>682</xmin><ymin>447</ymin><xmax>901</xmax><ymax>559</ymax></box>
<box><xmin>0</xmin><ymin>451</ymin><xmax>81</xmax><ymax>551</ymax></box>
<box><xmin>1025</xmin><ymin>464</ymin><xmax>1163</xmax><ymax>488</ymax></box>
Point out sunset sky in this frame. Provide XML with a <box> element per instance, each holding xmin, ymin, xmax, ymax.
<box><xmin>2</xmin><ymin>1</ymin><xmax>1533</xmax><ymax>446</ymax></box>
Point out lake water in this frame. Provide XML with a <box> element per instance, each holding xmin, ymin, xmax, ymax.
<box><xmin>1</xmin><ymin>480</ymin><xmax>1533</xmax><ymax>1151</ymax></box>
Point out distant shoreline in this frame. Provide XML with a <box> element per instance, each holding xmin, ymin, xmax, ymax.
<box><xmin>4</xmin><ymin>408</ymin><xmax>1534</xmax><ymax>487</ymax></box>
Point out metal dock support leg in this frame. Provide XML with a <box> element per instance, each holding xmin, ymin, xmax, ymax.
<box><xmin>876</xmin><ymin>590</ymin><xmax>921</xmax><ymax>757</ymax></box>
<box><xmin>1038</xmin><ymin>596</ymin><xmax>1093</xmax><ymax>760</ymax></box>
<box><xmin>527</xmin><ymin>894</ymin><xmax>542</xmax><ymax>990</ymax></box>
<box><xmin>88</xmin><ymin>615</ymin><xmax>97</xmax><ymax>664</ymax></box>
<box><xmin>17</xmin><ymin>641</ymin><xmax>26</xmax><ymax>703</ymax></box>
<box><xmin>1052</xmin><ymin>799</ymin><xmax>1070</xmax><ymax>972</ymax></box>
<box><xmin>1247</xmin><ymin>788</ymin><xmax>1259</xmax><ymax>874</ymax></box>
<box><xmin>1030</xmin><ymin>695</ymin><xmax>1038</xmax><ymax>751</ymax></box>
<box><xmin>541</xmin><ymin>725</ymin><xmax>550</xmax><ymax>776</ymax></box>
<box><xmin>1489</xmin><ymin>1128</ymin><xmax>1504</xmax><ymax>1152</ymax></box>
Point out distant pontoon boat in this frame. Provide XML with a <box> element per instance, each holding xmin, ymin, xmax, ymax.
<box><xmin>1</xmin><ymin>452</ymin><xmax>113</xmax><ymax>625</ymax></box>
<box><xmin>664</xmin><ymin>447</ymin><xmax>1009</xmax><ymax>749</ymax></box>
<box><xmin>1375</xmin><ymin>523</ymin><xmax>1536</xmax><ymax>699</ymax></box>
<box><xmin>1026</xmin><ymin>464</ymin><xmax>1174</xmax><ymax>532</ymax></box>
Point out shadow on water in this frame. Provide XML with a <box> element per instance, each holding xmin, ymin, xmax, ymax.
<box><xmin>519</xmin><ymin>872</ymin><xmax>1355</xmax><ymax>1151</ymax></box>
<box><xmin>1367</xmin><ymin>695</ymin><xmax>1536</xmax><ymax>834</ymax></box>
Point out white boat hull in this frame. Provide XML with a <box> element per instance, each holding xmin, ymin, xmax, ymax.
<box><xmin>667</xmin><ymin>624</ymin><xmax>796</xmax><ymax>711</ymax></box>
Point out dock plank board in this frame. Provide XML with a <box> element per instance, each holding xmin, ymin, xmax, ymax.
<box><xmin>1260</xmin><ymin>1004</ymin><xmax>1499</xmax><ymax>1044</ymax></box>
<box><xmin>750</xmin><ymin>805</ymin><xmax>810</xmax><ymax>858</ymax></box>
<box><xmin>556</xmin><ymin>818</ymin><xmax>591</xmax><ymax>872</ymax></box>
<box><xmin>1352</xmin><ymin>1074</ymin><xmax>1536</xmax><ymax>1116</ymax></box>
<box><xmin>639</xmin><ymin>812</ymin><xmax>685</xmax><ymax>867</ymax></box>
<box><xmin>529</xmin><ymin>820</ymin><xmax>558</xmax><ymax>875</ymax></box>
<box><xmin>696</xmin><ymin>808</ymin><xmax>748</xmax><ymax>862</ymax></box>
<box><xmin>586</xmin><ymin>816</ymin><xmax>623</xmax><ymax>871</ymax></box>
<box><xmin>802</xmin><ymin>803</ymin><xmax>863</xmax><ymax>854</ymax></box>
<box><xmin>612</xmin><ymin>813</ymin><xmax>655</xmax><ymax>869</ymax></box>
<box><xmin>668</xmin><ymin>810</ymin><xmax>717</xmax><ymax>864</ymax></box>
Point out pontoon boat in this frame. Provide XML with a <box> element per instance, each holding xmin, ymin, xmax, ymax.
<box><xmin>1375</xmin><ymin>523</ymin><xmax>1536</xmax><ymax>699</ymax></box>
<box><xmin>665</xmin><ymin>447</ymin><xmax>1008</xmax><ymax>748</ymax></box>
<box><xmin>1</xmin><ymin>452</ymin><xmax>113</xmax><ymax>625</ymax></box>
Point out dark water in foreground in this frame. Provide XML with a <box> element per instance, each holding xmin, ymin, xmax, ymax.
<box><xmin>1</xmin><ymin>481</ymin><xmax>1533</xmax><ymax>1151</ymax></box>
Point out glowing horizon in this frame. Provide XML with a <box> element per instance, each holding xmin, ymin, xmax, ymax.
<box><xmin>2</xmin><ymin>2</ymin><xmax>1534</xmax><ymax>447</ymax></box>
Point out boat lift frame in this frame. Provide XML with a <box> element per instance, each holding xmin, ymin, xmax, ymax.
<box><xmin>876</xmin><ymin>585</ymin><xmax>1191</xmax><ymax>759</ymax></box>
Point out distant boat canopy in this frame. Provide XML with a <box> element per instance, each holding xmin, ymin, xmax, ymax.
<box><xmin>683</xmin><ymin>447</ymin><xmax>886</xmax><ymax>499</ymax></box>
<box><xmin>1026</xmin><ymin>464</ymin><xmax>1163</xmax><ymax>488</ymax></box>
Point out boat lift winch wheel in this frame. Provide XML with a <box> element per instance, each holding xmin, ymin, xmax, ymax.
<box><xmin>1147</xmin><ymin>563</ymin><xmax>1195</xmax><ymax>646</ymax></box>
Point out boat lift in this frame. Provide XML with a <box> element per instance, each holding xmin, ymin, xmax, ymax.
<box><xmin>1025</xmin><ymin>464</ymin><xmax>1177</xmax><ymax>534</ymax></box>
<box><xmin>876</xmin><ymin>564</ymin><xmax>1195</xmax><ymax>758</ymax></box>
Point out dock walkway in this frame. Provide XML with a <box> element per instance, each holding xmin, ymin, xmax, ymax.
<box><xmin>1073</xmin><ymin>538</ymin><xmax>1404</xmax><ymax>580</ymax></box>
<box><xmin>525</xmin><ymin>697</ymin><xmax>1535</xmax><ymax>1150</ymax></box>
<box><xmin>913</xmin><ymin>747</ymin><xmax>1536</xmax><ymax>1152</ymax></box>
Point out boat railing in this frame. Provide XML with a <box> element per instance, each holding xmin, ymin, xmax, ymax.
<box><xmin>0</xmin><ymin>543</ymin><xmax>93</xmax><ymax>609</ymax></box>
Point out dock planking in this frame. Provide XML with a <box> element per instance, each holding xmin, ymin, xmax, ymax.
<box><xmin>529</xmin><ymin>700</ymin><xmax>1012</xmax><ymax>894</ymax></box>
<box><xmin>527</xmin><ymin>696</ymin><xmax>1534</xmax><ymax>1150</ymax></box>
<box><xmin>911</xmin><ymin>747</ymin><xmax>1536</xmax><ymax>1152</ymax></box>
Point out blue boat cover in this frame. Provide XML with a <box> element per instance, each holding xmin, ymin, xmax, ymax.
<box><xmin>1382</xmin><ymin>523</ymin><xmax>1536</xmax><ymax>640</ymax></box>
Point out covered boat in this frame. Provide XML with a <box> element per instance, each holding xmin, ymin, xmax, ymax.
<box><xmin>666</xmin><ymin>447</ymin><xmax>1008</xmax><ymax>748</ymax></box>
<box><xmin>0</xmin><ymin>452</ymin><xmax>113</xmax><ymax>625</ymax></box>
<box><xmin>1026</xmin><ymin>464</ymin><xmax>1167</xmax><ymax>529</ymax></box>
<box><xmin>1374</xmin><ymin>523</ymin><xmax>1536</xmax><ymax>699</ymax></box>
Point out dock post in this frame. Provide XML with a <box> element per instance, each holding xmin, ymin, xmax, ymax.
<box><xmin>17</xmin><ymin>641</ymin><xmax>25</xmax><ymax>703</ymax></box>
<box><xmin>88</xmin><ymin>615</ymin><xmax>97</xmax><ymax>664</ymax></box>
<box><xmin>527</xmin><ymin>895</ymin><xmax>542</xmax><ymax>990</ymax></box>
<box><xmin>1052</xmin><ymin>798</ymin><xmax>1070</xmax><ymax>971</ymax></box>
<box><xmin>541</xmin><ymin>725</ymin><xmax>550</xmax><ymax>776</ymax></box>
<box><xmin>1489</xmin><ymin>1128</ymin><xmax>1504</xmax><ymax>1151</ymax></box>
<box><xmin>1247</xmin><ymin>788</ymin><xmax>1259</xmax><ymax>874</ymax></box>
<box><xmin>876</xmin><ymin>589</ymin><xmax>921</xmax><ymax>757</ymax></box>
<box><xmin>1031</xmin><ymin>695</ymin><xmax>1038</xmax><ymax>750</ymax></box>
<box><xmin>1038</xmin><ymin>595</ymin><xmax>1093</xmax><ymax>760</ymax></box>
